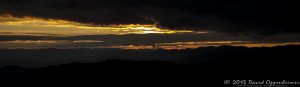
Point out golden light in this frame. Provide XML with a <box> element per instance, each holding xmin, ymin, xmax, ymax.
<box><xmin>1</xmin><ymin>15</ymin><xmax>299</xmax><ymax>50</ymax></box>
<box><xmin>0</xmin><ymin>15</ymin><xmax>195</xmax><ymax>36</ymax></box>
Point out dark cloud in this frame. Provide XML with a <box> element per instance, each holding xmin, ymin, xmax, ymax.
<box><xmin>0</xmin><ymin>0</ymin><xmax>299</xmax><ymax>35</ymax></box>
<box><xmin>0</xmin><ymin>35</ymin><xmax>52</xmax><ymax>41</ymax></box>
<box><xmin>1</xmin><ymin>33</ymin><xmax>300</xmax><ymax>46</ymax></box>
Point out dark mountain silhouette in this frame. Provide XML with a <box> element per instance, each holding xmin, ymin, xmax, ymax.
<box><xmin>0</xmin><ymin>45</ymin><xmax>299</xmax><ymax>85</ymax></box>
<box><xmin>1</xmin><ymin>45</ymin><xmax>300</xmax><ymax>67</ymax></box>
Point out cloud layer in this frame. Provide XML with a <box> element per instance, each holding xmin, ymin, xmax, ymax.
<box><xmin>1</xmin><ymin>0</ymin><xmax>299</xmax><ymax>35</ymax></box>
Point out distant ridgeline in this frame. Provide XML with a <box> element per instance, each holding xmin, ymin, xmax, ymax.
<box><xmin>0</xmin><ymin>45</ymin><xmax>300</xmax><ymax>83</ymax></box>
<box><xmin>0</xmin><ymin>45</ymin><xmax>299</xmax><ymax>67</ymax></box>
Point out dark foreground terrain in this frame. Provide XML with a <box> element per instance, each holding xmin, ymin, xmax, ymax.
<box><xmin>0</xmin><ymin>60</ymin><xmax>299</xmax><ymax>86</ymax></box>
<box><xmin>0</xmin><ymin>45</ymin><xmax>300</xmax><ymax>86</ymax></box>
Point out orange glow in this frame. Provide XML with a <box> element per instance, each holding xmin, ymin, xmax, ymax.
<box><xmin>232</xmin><ymin>42</ymin><xmax>300</xmax><ymax>47</ymax></box>
<box><xmin>0</xmin><ymin>15</ymin><xmax>196</xmax><ymax>36</ymax></box>
<box><xmin>0</xmin><ymin>40</ymin><xmax>300</xmax><ymax>49</ymax></box>
<box><xmin>1</xmin><ymin>15</ymin><xmax>299</xmax><ymax>50</ymax></box>
<box><xmin>102</xmin><ymin>42</ymin><xmax>300</xmax><ymax>50</ymax></box>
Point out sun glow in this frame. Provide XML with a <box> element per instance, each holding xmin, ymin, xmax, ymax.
<box><xmin>0</xmin><ymin>15</ymin><xmax>195</xmax><ymax>36</ymax></box>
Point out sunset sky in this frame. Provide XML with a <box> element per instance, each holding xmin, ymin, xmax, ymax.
<box><xmin>0</xmin><ymin>0</ymin><xmax>299</xmax><ymax>50</ymax></box>
<box><xmin>1</xmin><ymin>1</ymin><xmax>300</xmax><ymax>83</ymax></box>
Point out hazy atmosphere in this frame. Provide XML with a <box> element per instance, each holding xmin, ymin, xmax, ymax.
<box><xmin>0</xmin><ymin>0</ymin><xmax>299</xmax><ymax>85</ymax></box>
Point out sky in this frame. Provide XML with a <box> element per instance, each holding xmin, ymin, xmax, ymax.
<box><xmin>0</xmin><ymin>0</ymin><xmax>299</xmax><ymax>50</ymax></box>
